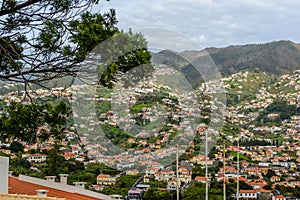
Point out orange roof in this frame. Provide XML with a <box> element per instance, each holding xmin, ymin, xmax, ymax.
<box><xmin>232</xmin><ymin>177</ymin><xmax>248</xmax><ymax>182</ymax></box>
<box><xmin>161</xmin><ymin>169</ymin><xmax>172</xmax><ymax>173</ymax></box>
<box><xmin>239</xmin><ymin>190</ymin><xmax>256</xmax><ymax>193</ymax></box>
<box><xmin>147</xmin><ymin>167</ymin><xmax>159</xmax><ymax>171</ymax></box>
<box><xmin>9</xmin><ymin>177</ymin><xmax>103</xmax><ymax>200</ymax></box>
<box><xmin>249</xmin><ymin>182</ymin><xmax>266</xmax><ymax>187</ymax></box>
<box><xmin>0</xmin><ymin>193</ymin><xmax>65</xmax><ymax>200</ymax></box>
<box><xmin>40</xmin><ymin>146</ymin><xmax>54</xmax><ymax>151</ymax></box>
<box><xmin>194</xmin><ymin>176</ymin><xmax>206</xmax><ymax>181</ymax></box>
<box><xmin>97</xmin><ymin>174</ymin><xmax>110</xmax><ymax>179</ymax></box>
<box><xmin>239</xmin><ymin>189</ymin><xmax>271</xmax><ymax>194</ymax></box>
<box><xmin>159</xmin><ymin>188</ymin><xmax>167</xmax><ymax>191</ymax></box>
<box><xmin>256</xmin><ymin>189</ymin><xmax>271</xmax><ymax>193</ymax></box>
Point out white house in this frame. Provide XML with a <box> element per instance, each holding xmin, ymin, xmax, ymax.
<box><xmin>23</xmin><ymin>153</ymin><xmax>47</xmax><ymax>162</ymax></box>
<box><xmin>239</xmin><ymin>190</ymin><xmax>257</xmax><ymax>199</ymax></box>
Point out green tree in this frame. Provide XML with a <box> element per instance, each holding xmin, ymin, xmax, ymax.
<box><xmin>183</xmin><ymin>185</ymin><xmax>205</xmax><ymax>199</ymax></box>
<box><xmin>0</xmin><ymin>0</ymin><xmax>153</xmax><ymax>89</ymax></box>
<box><xmin>142</xmin><ymin>187</ymin><xmax>173</xmax><ymax>200</ymax></box>
<box><xmin>0</xmin><ymin>0</ymin><xmax>153</xmax><ymax>145</ymax></box>
<box><xmin>0</xmin><ymin>0</ymin><xmax>113</xmax><ymax>84</ymax></box>
<box><xmin>265</xmin><ymin>169</ymin><xmax>276</xmax><ymax>179</ymax></box>
<box><xmin>10</xmin><ymin>157</ymin><xmax>31</xmax><ymax>169</ymax></box>
<box><xmin>0</xmin><ymin>100</ymin><xmax>71</xmax><ymax>143</ymax></box>
<box><xmin>240</xmin><ymin>181</ymin><xmax>252</xmax><ymax>190</ymax></box>
<box><xmin>45</xmin><ymin>145</ymin><xmax>67</xmax><ymax>176</ymax></box>
<box><xmin>9</xmin><ymin>141</ymin><xmax>24</xmax><ymax>153</ymax></box>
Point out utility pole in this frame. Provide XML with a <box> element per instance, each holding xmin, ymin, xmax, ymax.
<box><xmin>176</xmin><ymin>144</ymin><xmax>179</xmax><ymax>200</ymax></box>
<box><xmin>223</xmin><ymin>143</ymin><xmax>226</xmax><ymax>200</ymax></box>
<box><xmin>205</xmin><ymin>130</ymin><xmax>208</xmax><ymax>200</ymax></box>
<box><xmin>237</xmin><ymin>137</ymin><xmax>240</xmax><ymax>200</ymax></box>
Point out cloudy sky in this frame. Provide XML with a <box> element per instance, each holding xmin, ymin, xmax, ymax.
<box><xmin>97</xmin><ymin>0</ymin><xmax>300</xmax><ymax>49</ymax></box>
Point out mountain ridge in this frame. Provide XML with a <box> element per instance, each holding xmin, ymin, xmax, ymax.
<box><xmin>151</xmin><ymin>40</ymin><xmax>300</xmax><ymax>88</ymax></box>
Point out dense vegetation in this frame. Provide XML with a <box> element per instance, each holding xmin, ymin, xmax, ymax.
<box><xmin>255</xmin><ymin>100</ymin><xmax>300</xmax><ymax>125</ymax></box>
<box><xmin>101</xmin><ymin>174</ymin><xmax>142</xmax><ymax>196</ymax></box>
<box><xmin>0</xmin><ymin>100</ymin><xmax>72</xmax><ymax>143</ymax></box>
<box><xmin>100</xmin><ymin>123</ymin><xmax>132</xmax><ymax>146</ymax></box>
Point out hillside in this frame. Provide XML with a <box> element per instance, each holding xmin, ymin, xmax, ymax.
<box><xmin>206</xmin><ymin>40</ymin><xmax>300</xmax><ymax>75</ymax></box>
<box><xmin>152</xmin><ymin>40</ymin><xmax>300</xmax><ymax>87</ymax></box>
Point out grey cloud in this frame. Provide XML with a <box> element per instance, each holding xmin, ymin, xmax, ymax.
<box><xmin>98</xmin><ymin>0</ymin><xmax>300</xmax><ymax>48</ymax></box>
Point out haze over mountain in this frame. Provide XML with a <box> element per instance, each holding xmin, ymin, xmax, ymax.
<box><xmin>152</xmin><ymin>40</ymin><xmax>300</xmax><ymax>87</ymax></box>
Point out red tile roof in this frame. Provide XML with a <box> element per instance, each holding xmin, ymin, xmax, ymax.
<box><xmin>0</xmin><ymin>193</ymin><xmax>65</xmax><ymax>200</ymax></box>
<box><xmin>232</xmin><ymin>177</ymin><xmax>248</xmax><ymax>182</ymax></box>
<box><xmin>97</xmin><ymin>174</ymin><xmax>110</xmax><ymax>179</ymax></box>
<box><xmin>239</xmin><ymin>190</ymin><xmax>256</xmax><ymax>193</ymax></box>
<box><xmin>9</xmin><ymin>177</ymin><xmax>103</xmax><ymax>200</ymax></box>
<box><xmin>194</xmin><ymin>176</ymin><xmax>206</xmax><ymax>181</ymax></box>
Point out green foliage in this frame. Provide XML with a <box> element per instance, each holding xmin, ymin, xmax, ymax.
<box><xmin>223</xmin><ymin>71</ymin><xmax>274</xmax><ymax>106</ymax></box>
<box><xmin>98</xmin><ymin>31</ymin><xmax>154</xmax><ymax>89</ymax></box>
<box><xmin>69</xmin><ymin>9</ymin><xmax>118</xmax><ymax>62</ymax></box>
<box><xmin>182</xmin><ymin>181</ymin><xmax>240</xmax><ymax>200</ymax></box>
<box><xmin>183</xmin><ymin>185</ymin><xmax>206</xmax><ymax>199</ymax></box>
<box><xmin>9</xmin><ymin>141</ymin><xmax>24</xmax><ymax>153</ymax></box>
<box><xmin>129</xmin><ymin>91</ymin><xmax>179</xmax><ymax>127</ymax></box>
<box><xmin>228</xmin><ymin>151</ymin><xmax>251</xmax><ymax>162</ymax></box>
<box><xmin>101</xmin><ymin>174</ymin><xmax>142</xmax><ymax>196</ymax></box>
<box><xmin>117</xmin><ymin>174</ymin><xmax>142</xmax><ymax>188</ymax></box>
<box><xmin>42</xmin><ymin>145</ymin><xmax>85</xmax><ymax>177</ymax></box>
<box><xmin>86</xmin><ymin>163</ymin><xmax>121</xmax><ymax>176</ymax></box>
<box><xmin>221</xmin><ymin>122</ymin><xmax>240</xmax><ymax>136</ymax></box>
<box><xmin>95</xmin><ymin>101</ymin><xmax>111</xmax><ymax>115</ymax></box>
<box><xmin>275</xmin><ymin>185</ymin><xmax>300</xmax><ymax>197</ymax></box>
<box><xmin>9</xmin><ymin>157</ymin><xmax>39</xmax><ymax>177</ymax></box>
<box><xmin>10</xmin><ymin>157</ymin><xmax>31</xmax><ymax>169</ymax></box>
<box><xmin>101</xmin><ymin>187</ymin><xmax>129</xmax><ymax>197</ymax></box>
<box><xmin>255</xmin><ymin>100</ymin><xmax>300</xmax><ymax>125</ymax></box>
<box><xmin>0</xmin><ymin>151</ymin><xmax>9</xmax><ymax>157</ymax></box>
<box><xmin>100</xmin><ymin>124</ymin><xmax>132</xmax><ymax>146</ymax></box>
<box><xmin>192</xmin><ymin>165</ymin><xmax>205</xmax><ymax>177</ymax></box>
<box><xmin>0</xmin><ymin>0</ymin><xmax>117</xmax><ymax>84</ymax></box>
<box><xmin>153</xmin><ymin>181</ymin><xmax>168</xmax><ymax>188</ymax></box>
<box><xmin>142</xmin><ymin>187</ymin><xmax>175</xmax><ymax>200</ymax></box>
<box><xmin>239</xmin><ymin>181</ymin><xmax>253</xmax><ymax>190</ymax></box>
<box><xmin>0</xmin><ymin>100</ymin><xmax>71</xmax><ymax>143</ymax></box>
<box><xmin>1</xmin><ymin>0</ymin><xmax>153</xmax><ymax>93</ymax></box>
<box><xmin>45</xmin><ymin>146</ymin><xmax>67</xmax><ymax>176</ymax></box>
<box><xmin>234</xmin><ymin>139</ymin><xmax>271</xmax><ymax>147</ymax></box>
<box><xmin>265</xmin><ymin>169</ymin><xmax>276</xmax><ymax>179</ymax></box>
<box><xmin>68</xmin><ymin>170</ymin><xmax>96</xmax><ymax>186</ymax></box>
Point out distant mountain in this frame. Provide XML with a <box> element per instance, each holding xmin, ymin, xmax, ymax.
<box><xmin>205</xmin><ymin>40</ymin><xmax>300</xmax><ymax>75</ymax></box>
<box><xmin>152</xmin><ymin>40</ymin><xmax>300</xmax><ymax>87</ymax></box>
